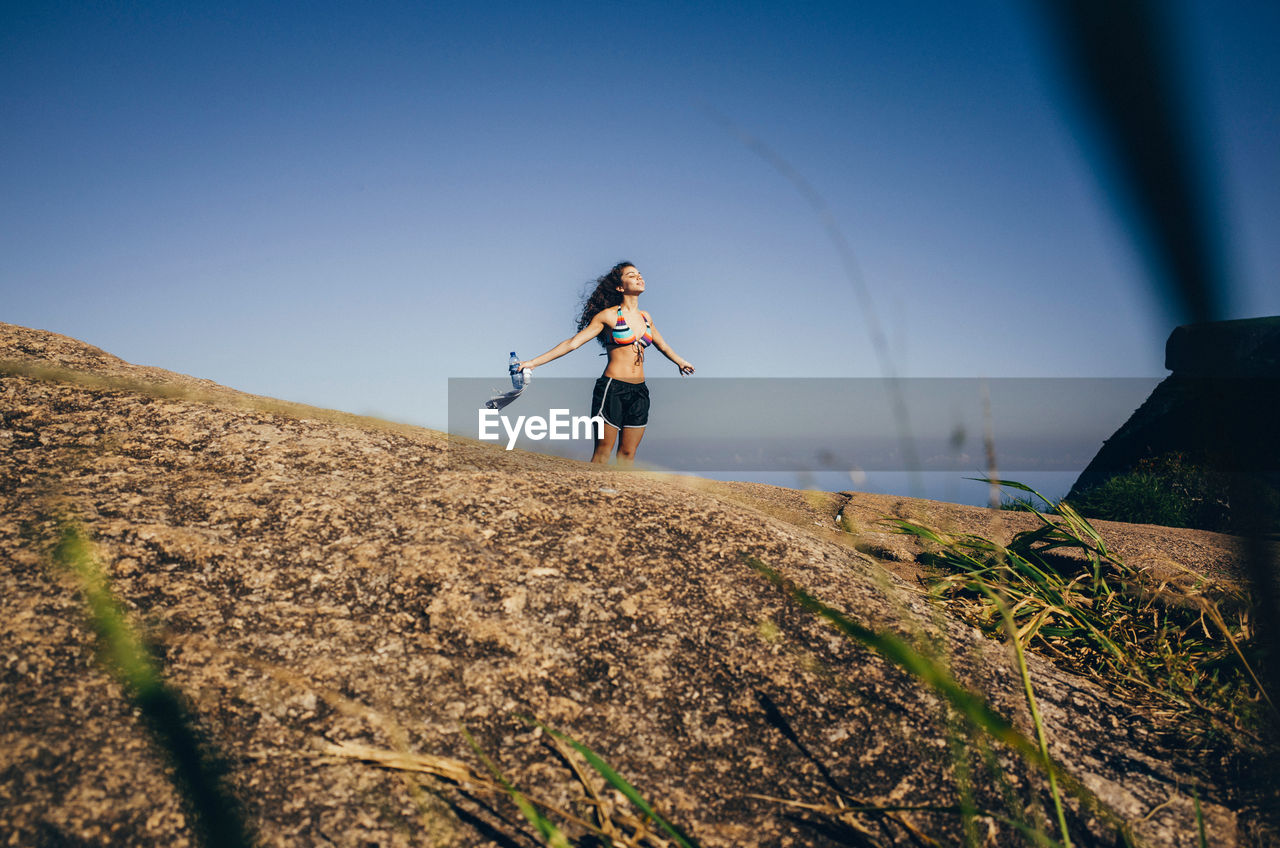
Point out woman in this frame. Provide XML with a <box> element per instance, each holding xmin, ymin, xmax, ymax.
<box><xmin>517</xmin><ymin>261</ymin><xmax>694</xmax><ymax>464</ymax></box>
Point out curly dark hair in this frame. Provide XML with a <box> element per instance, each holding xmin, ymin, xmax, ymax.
<box><xmin>576</xmin><ymin>260</ymin><xmax>634</xmax><ymax>349</ymax></box>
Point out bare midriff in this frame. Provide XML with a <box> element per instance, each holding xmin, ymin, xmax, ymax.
<box><xmin>602</xmin><ymin>345</ymin><xmax>646</xmax><ymax>382</ymax></box>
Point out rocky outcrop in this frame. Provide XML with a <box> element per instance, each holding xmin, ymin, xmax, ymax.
<box><xmin>1068</xmin><ymin>316</ymin><xmax>1280</xmax><ymax>502</ymax></box>
<box><xmin>0</xmin><ymin>322</ymin><xmax>1270</xmax><ymax>847</ymax></box>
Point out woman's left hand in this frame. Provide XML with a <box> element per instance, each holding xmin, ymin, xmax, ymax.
<box><xmin>678</xmin><ymin>362</ymin><xmax>695</xmax><ymax>376</ymax></box>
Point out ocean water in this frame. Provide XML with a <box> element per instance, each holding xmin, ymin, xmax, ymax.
<box><xmin>677</xmin><ymin>469</ymin><xmax>1080</xmax><ymax>508</ymax></box>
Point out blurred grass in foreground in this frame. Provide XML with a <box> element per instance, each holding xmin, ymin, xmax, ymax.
<box><xmin>748</xmin><ymin>555</ymin><xmax>1115</xmax><ymax>847</ymax></box>
<box><xmin>910</xmin><ymin>480</ymin><xmax>1273</xmax><ymax>741</ymax></box>
<box><xmin>749</xmin><ymin>478</ymin><xmax>1274</xmax><ymax>846</ymax></box>
<box><xmin>50</xmin><ymin>521</ymin><xmax>253</xmax><ymax>848</ymax></box>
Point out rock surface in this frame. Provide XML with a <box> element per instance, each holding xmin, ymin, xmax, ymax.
<box><xmin>1069</xmin><ymin>316</ymin><xmax>1280</xmax><ymax>501</ymax></box>
<box><xmin>1</xmin><ymin>321</ymin><xmax>1272</xmax><ymax>847</ymax></box>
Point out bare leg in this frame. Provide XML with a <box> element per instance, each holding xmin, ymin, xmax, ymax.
<box><xmin>592</xmin><ymin>424</ymin><xmax>619</xmax><ymax>463</ymax></box>
<box><xmin>615</xmin><ymin>427</ymin><xmax>645</xmax><ymax>465</ymax></box>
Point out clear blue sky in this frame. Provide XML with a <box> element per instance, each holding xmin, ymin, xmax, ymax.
<box><xmin>4</xmin><ymin>0</ymin><xmax>1278</xmax><ymax>437</ymax></box>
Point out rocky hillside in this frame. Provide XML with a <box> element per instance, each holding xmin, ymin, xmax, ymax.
<box><xmin>0</xmin><ymin>322</ymin><xmax>1271</xmax><ymax>846</ymax></box>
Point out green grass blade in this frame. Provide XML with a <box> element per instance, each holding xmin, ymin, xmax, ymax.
<box><xmin>527</xmin><ymin>719</ymin><xmax>701</xmax><ymax>848</ymax></box>
<box><xmin>967</xmin><ymin>477</ymin><xmax>1042</xmax><ymax>499</ymax></box>
<box><xmin>460</xmin><ymin>726</ymin><xmax>572</xmax><ymax>848</ymax></box>
<box><xmin>749</xmin><ymin>558</ymin><xmax>1029</xmax><ymax>752</ymax></box>
<box><xmin>51</xmin><ymin>522</ymin><xmax>253</xmax><ymax>848</ymax></box>
<box><xmin>1194</xmin><ymin>792</ymin><xmax>1208</xmax><ymax>848</ymax></box>
<box><xmin>1053</xmin><ymin>500</ymin><xmax>1104</xmax><ymax>542</ymax></box>
<box><xmin>977</xmin><ymin>582</ymin><xmax>1073</xmax><ymax>847</ymax></box>
<box><xmin>746</xmin><ymin>556</ymin><xmax>1141</xmax><ymax>847</ymax></box>
<box><xmin>889</xmin><ymin>519</ymin><xmax>955</xmax><ymax>547</ymax></box>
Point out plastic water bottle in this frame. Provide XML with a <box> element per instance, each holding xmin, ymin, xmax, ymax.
<box><xmin>509</xmin><ymin>352</ymin><xmax>525</xmax><ymax>390</ymax></box>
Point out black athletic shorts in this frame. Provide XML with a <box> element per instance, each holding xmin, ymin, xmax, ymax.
<box><xmin>592</xmin><ymin>376</ymin><xmax>649</xmax><ymax>429</ymax></box>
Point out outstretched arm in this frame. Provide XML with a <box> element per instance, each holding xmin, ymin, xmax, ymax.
<box><xmin>648</xmin><ymin>321</ymin><xmax>694</xmax><ymax>375</ymax></box>
<box><xmin>518</xmin><ymin>311</ymin><xmax>609</xmax><ymax>370</ymax></box>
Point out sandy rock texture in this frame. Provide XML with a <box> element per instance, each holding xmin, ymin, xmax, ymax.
<box><xmin>0</xmin><ymin>322</ymin><xmax>1272</xmax><ymax>847</ymax></box>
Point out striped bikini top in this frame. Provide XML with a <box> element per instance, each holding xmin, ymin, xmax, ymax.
<box><xmin>609</xmin><ymin>306</ymin><xmax>653</xmax><ymax>348</ymax></box>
